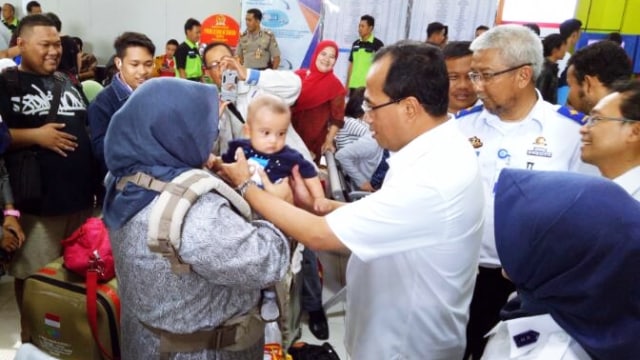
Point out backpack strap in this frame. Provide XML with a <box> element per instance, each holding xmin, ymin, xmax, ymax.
<box><xmin>117</xmin><ymin>169</ymin><xmax>251</xmax><ymax>274</ymax></box>
<box><xmin>117</xmin><ymin>170</ymin><xmax>263</xmax><ymax>353</ymax></box>
<box><xmin>47</xmin><ymin>71</ymin><xmax>65</xmax><ymax>122</ymax></box>
<box><xmin>142</xmin><ymin>304</ymin><xmax>263</xmax><ymax>354</ymax></box>
<box><xmin>226</xmin><ymin>103</ymin><xmax>245</xmax><ymax>124</ymax></box>
<box><xmin>3</xmin><ymin>66</ymin><xmax>21</xmax><ymax>106</ymax></box>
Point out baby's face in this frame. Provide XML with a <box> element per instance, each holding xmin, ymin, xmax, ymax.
<box><xmin>248</xmin><ymin>108</ymin><xmax>289</xmax><ymax>154</ymax></box>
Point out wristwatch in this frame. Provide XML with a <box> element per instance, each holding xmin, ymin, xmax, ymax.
<box><xmin>236</xmin><ymin>178</ymin><xmax>257</xmax><ymax>198</ymax></box>
<box><xmin>4</xmin><ymin>209</ymin><xmax>20</xmax><ymax>218</ymax></box>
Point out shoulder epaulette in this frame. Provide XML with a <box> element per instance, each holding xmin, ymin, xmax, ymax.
<box><xmin>556</xmin><ymin>106</ymin><xmax>587</xmax><ymax>125</ymax></box>
<box><xmin>263</xmin><ymin>29</ymin><xmax>273</xmax><ymax>36</ymax></box>
<box><xmin>455</xmin><ymin>104</ymin><xmax>484</xmax><ymax>118</ymax></box>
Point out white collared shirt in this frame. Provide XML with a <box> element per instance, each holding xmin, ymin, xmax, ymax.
<box><xmin>456</xmin><ymin>94</ymin><xmax>596</xmax><ymax>267</ymax></box>
<box><xmin>482</xmin><ymin>314</ymin><xmax>591</xmax><ymax>360</ymax></box>
<box><xmin>613</xmin><ymin>165</ymin><xmax>640</xmax><ymax>201</ymax></box>
<box><xmin>326</xmin><ymin>119</ymin><xmax>485</xmax><ymax>359</ymax></box>
<box><xmin>557</xmin><ymin>52</ymin><xmax>571</xmax><ymax>79</ymax></box>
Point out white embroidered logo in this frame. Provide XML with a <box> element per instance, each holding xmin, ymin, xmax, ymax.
<box><xmin>11</xmin><ymin>83</ymin><xmax>85</xmax><ymax>116</ymax></box>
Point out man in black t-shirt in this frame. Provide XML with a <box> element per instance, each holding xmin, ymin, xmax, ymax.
<box><xmin>0</xmin><ymin>14</ymin><xmax>93</xmax><ymax>342</ymax></box>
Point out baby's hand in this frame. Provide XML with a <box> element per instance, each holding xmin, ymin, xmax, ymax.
<box><xmin>359</xmin><ymin>181</ymin><xmax>375</xmax><ymax>192</ymax></box>
<box><xmin>205</xmin><ymin>154</ymin><xmax>223</xmax><ymax>171</ymax></box>
<box><xmin>312</xmin><ymin>197</ymin><xmax>332</xmax><ymax>214</ymax></box>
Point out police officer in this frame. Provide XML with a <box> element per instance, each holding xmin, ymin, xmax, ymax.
<box><xmin>237</xmin><ymin>8</ymin><xmax>280</xmax><ymax>70</ymax></box>
<box><xmin>456</xmin><ymin>24</ymin><xmax>596</xmax><ymax>360</ymax></box>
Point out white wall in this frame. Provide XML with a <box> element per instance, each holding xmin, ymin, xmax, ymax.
<box><xmin>18</xmin><ymin>0</ymin><xmax>500</xmax><ymax>70</ymax></box>
<box><xmin>323</xmin><ymin>0</ymin><xmax>497</xmax><ymax>84</ymax></box>
<box><xmin>408</xmin><ymin>0</ymin><xmax>498</xmax><ymax>42</ymax></box>
<box><xmin>24</xmin><ymin>0</ymin><xmax>242</xmax><ymax>63</ymax></box>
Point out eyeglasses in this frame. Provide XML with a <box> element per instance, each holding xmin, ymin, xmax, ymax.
<box><xmin>585</xmin><ymin>114</ymin><xmax>638</xmax><ymax>127</ymax></box>
<box><xmin>448</xmin><ymin>74</ymin><xmax>471</xmax><ymax>82</ymax></box>
<box><xmin>361</xmin><ymin>97</ymin><xmax>407</xmax><ymax>113</ymax></box>
<box><xmin>205</xmin><ymin>61</ymin><xmax>221</xmax><ymax>70</ymax></box>
<box><xmin>468</xmin><ymin>63</ymin><xmax>532</xmax><ymax>84</ymax></box>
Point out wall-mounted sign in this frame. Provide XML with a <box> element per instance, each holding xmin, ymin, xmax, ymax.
<box><xmin>200</xmin><ymin>14</ymin><xmax>241</xmax><ymax>48</ymax></box>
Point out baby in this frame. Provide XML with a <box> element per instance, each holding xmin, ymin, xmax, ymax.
<box><xmin>219</xmin><ymin>94</ymin><xmax>328</xmax><ymax>211</ymax></box>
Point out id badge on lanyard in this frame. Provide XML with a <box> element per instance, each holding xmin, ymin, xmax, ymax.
<box><xmin>492</xmin><ymin>148</ymin><xmax>511</xmax><ymax>194</ymax></box>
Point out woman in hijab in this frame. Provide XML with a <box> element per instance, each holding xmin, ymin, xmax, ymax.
<box><xmin>484</xmin><ymin>169</ymin><xmax>640</xmax><ymax>359</ymax></box>
<box><xmin>291</xmin><ymin>40</ymin><xmax>347</xmax><ymax>163</ymax></box>
<box><xmin>290</xmin><ymin>40</ymin><xmax>347</xmax><ymax>340</ymax></box>
<box><xmin>102</xmin><ymin>78</ymin><xmax>291</xmax><ymax>359</ymax></box>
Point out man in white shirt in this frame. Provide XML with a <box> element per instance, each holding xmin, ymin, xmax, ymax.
<box><xmin>579</xmin><ymin>80</ymin><xmax>640</xmax><ymax>200</ymax></box>
<box><xmin>456</xmin><ymin>24</ymin><xmax>593</xmax><ymax>360</ymax></box>
<box><xmin>221</xmin><ymin>40</ymin><xmax>485</xmax><ymax>359</ymax></box>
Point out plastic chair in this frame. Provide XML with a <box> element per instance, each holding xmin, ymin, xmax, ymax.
<box><xmin>322</xmin><ymin>151</ymin><xmax>372</xmax><ymax>311</ymax></box>
<box><xmin>81</xmin><ymin>80</ymin><xmax>104</xmax><ymax>103</ymax></box>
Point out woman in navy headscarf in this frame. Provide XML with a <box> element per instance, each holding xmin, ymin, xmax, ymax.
<box><xmin>483</xmin><ymin>169</ymin><xmax>640</xmax><ymax>359</ymax></box>
<box><xmin>102</xmin><ymin>77</ymin><xmax>291</xmax><ymax>359</ymax></box>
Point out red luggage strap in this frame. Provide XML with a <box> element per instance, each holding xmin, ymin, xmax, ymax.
<box><xmin>87</xmin><ymin>250</ymin><xmax>118</xmax><ymax>360</ymax></box>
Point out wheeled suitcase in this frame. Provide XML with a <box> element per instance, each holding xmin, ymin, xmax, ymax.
<box><xmin>23</xmin><ymin>257</ymin><xmax>120</xmax><ymax>359</ymax></box>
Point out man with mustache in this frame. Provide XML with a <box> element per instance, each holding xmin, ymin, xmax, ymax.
<box><xmin>222</xmin><ymin>40</ymin><xmax>485</xmax><ymax>359</ymax></box>
<box><xmin>455</xmin><ymin>24</ymin><xmax>593</xmax><ymax>360</ymax></box>
<box><xmin>443</xmin><ymin>41</ymin><xmax>478</xmax><ymax>115</ymax></box>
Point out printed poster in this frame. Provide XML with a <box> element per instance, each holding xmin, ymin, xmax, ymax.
<box><xmin>241</xmin><ymin>0</ymin><xmax>323</xmax><ymax>70</ymax></box>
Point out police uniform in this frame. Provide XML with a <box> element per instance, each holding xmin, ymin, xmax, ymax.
<box><xmin>455</xmin><ymin>96</ymin><xmax>590</xmax><ymax>267</ymax></box>
<box><xmin>237</xmin><ymin>29</ymin><xmax>280</xmax><ymax>70</ymax></box>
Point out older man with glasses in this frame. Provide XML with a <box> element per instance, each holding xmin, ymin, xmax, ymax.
<box><xmin>580</xmin><ymin>80</ymin><xmax>640</xmax><ymax>200</ymax></box>
<box><xmin>455</xmin><ymin>24</ymin><xmax>595</xmax><ymax>360</ymax></box>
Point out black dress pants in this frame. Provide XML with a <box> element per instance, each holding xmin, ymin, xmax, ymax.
<box><xmin>464</xmin><ymin>267</ymin><xmax>516</xmax><ymax>359</ymax></box>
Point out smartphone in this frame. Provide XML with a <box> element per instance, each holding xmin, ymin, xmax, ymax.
<box><xmin>220</xmin><ymin>69</ymin><xmax>238</xmax><ymax>102</ymax></box>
